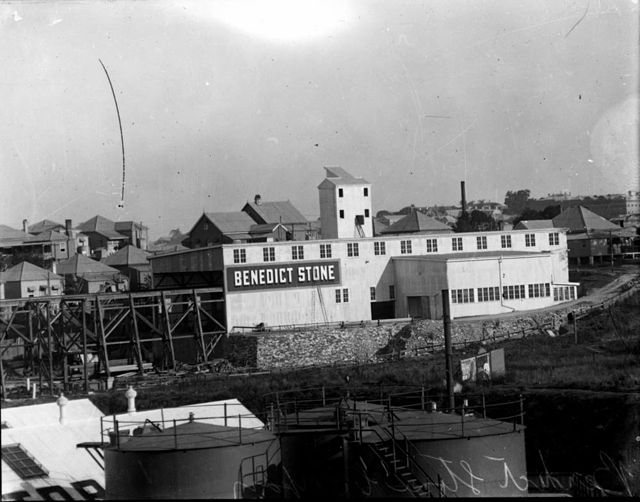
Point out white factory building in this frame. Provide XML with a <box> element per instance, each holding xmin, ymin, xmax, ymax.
<box><xmin>150</xmin><ymin>168</ymin><xmax>578</xmax><ymax>331</ymax></box>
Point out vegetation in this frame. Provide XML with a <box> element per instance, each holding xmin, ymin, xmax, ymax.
<box><xmin>512</xmin><ymin>205</ymin><xmax>562</xmax><ymax>226</ymax></box>
<box><xmin>455</xmin><ymin>209</ymin><xmax>499</xmax><ymax>232</ymax></box>
<box><xmin>504</xmin><ymin>189</ymin><xmax>531</xmax><ymax>214</ymax></box>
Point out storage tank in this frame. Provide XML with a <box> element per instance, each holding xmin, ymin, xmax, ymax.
<box><xmin>104</xmin><ymin>421</ymin><xmax>279</xmax><ymax>499</ymax></box>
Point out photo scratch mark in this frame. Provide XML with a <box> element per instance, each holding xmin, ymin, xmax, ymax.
<box><xmin>565</xmin><ymin>1</ymin><xmax>590</xmax><ymax>38</ymax></box>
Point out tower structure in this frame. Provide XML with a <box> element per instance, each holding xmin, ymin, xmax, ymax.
<box><xmin>318</xmin><ymin>167</ymin><xmax>373</xmax><ymax>239</ymax></box>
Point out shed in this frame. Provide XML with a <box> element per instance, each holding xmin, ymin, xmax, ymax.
<box><xmin>102</xmin><ymin>245</ymin><xmax>152</xmax><ymax>290</ymax></box>
<box><xmin>0</xmin><ymin>261</ymin><xmax>63</xmax><ymax>299</ymax></box>
<box><xmin>57</xmin><ymin>254</ymin><xmax>127</xmax><ymax>293</ymax></box>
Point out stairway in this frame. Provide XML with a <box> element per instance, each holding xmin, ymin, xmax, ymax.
<box><xmin>371</xmin><ymin>443</ymin><xmax>433</xmax><ymax>498</ymax></box>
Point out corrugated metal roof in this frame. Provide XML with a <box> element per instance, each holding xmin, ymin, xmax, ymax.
<box><xmin>28</xmin><ymin>230</ymin><xmax>69</xmax><ymax>243</ymax></box>
<box><xmin>203</xmin><ymin>212</ymin><xmax>256</xmax><ymax>233</ymax></box>
<box><xmin>380</xmin><ymin>212</ymin><xmax>453</xmax><ymax>234</ymax></box>
<box><xmin>243</xmin><ymin>200</ymin><xmax>308</xmax><ymax>224</ymax></box>
<box><xmin>513</xmin><ymin>220</ymin><xmax>554</xmax><ymax>230</ymax></box>
<box><xmin>0</xmin><ymin>262</ymin><xmax>63</xmax><ymax>282</ymax></box>
<box><xmin>552</xmin><ymin>205</ymin><xmax>620</xmax><ymax>233</ymax></box>
<box><xmin>102</xmin><ymin>245</ymin><xmax>151</xmax><ymax>267</ymax></box>
<box><xmin>57</xmin><ymin>254</ymin><xmax>121</xmax><ymax>276</ymax></box>
<box><xmin>0</xmin><ymin>225</ymin><xmax>35</xmax><ymax>247</ymax></box>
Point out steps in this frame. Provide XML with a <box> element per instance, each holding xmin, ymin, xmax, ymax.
<box><xmin>373</xmin><ymin>443</ymin><xmax>432</xmax><ymax>498</ymax></box>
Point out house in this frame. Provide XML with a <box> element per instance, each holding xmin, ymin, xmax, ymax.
<box><xmin>380</xmin><ymin>211</ymin><xmax>453</xmax><ymax>235</ymax></box>
<box><xmin>76</xmin><ymin>216</ymin><xmax>128</xmax><ymax>259</ymax></box>
<box><xmin>102</xmin><ymin>245</ymin><xmax>151</xmax><ymax>290</ymax></box>
<box><xmin>0</xmin><ymin>225</ymin><xmax>41</xmax><ymax>253</ymax></box>
<box><xmin>114</xmin><ymin>221</ymin><xmax>149</xmax><ymax>250</ymax></box>
<box><xmin>27</xmin><ymin>219</ymin><xmax>66</xmax><ymax>235</ymax></box>
<box><xmin>242</xmin><ymin>195</ymin><xmax>310</xmax><ymax>240</ymax></box>
<box><xmin>552</xmin><ymin>205</ymin><xmax>624</xmax><ymax>265</ymax></box>
<box><xmin>57</xmin><ymin>254</ymin><xmax>127</xmax><ymax>294</ymax></box>
<box><xmin>183</xmin><ymin>212</ymin><xmax>257</xmax><ymax>248</ymax></box>
<box><xmin>0</xmin><ymin>262</ymin><xmax>63</xmax><ymax>299</ymax></box>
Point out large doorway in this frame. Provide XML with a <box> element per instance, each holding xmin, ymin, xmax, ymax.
<box><xmin>407</xmin><ymin>296</ymin><xmax>423</xmax><ymax>318</ymax></box>
<box><xmin>371</xmin><ymin>300</ymin><xmax>395</xmax><ymax>320</ymax></box>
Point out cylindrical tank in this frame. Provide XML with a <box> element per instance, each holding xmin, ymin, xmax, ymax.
<box><xmin>105</xmin><ymin>421</ymin><xmax>279</xmax><ymax>499</ymax></box>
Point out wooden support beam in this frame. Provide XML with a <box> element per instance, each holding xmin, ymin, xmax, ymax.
<box><xmin>82</xmin><ymin>299</ymin><xmax>89</xmax><ymax>392</ymax></box>
<box><xmin>192</xmin><ymin>290</ymin><xmax>207</xmax><ymax>364</ymax></box>
<box><xmin>128</xmin><ymin>294</ymin><xmax>145</xmax><ymax>375</ymax></box>
<box><xmin>46</xmin><ymin>301</ymin><xmax>54</xmax><ymax>395</ymax></box>
<box><xmin>96</xmin><ymin>297</ymin><xmax>111</xmax><ymax>379</ymax></box>
<box><xmin>161</xmin><ymin>291</ymin><xmax>176</xmax><ymax>370</ymax></box>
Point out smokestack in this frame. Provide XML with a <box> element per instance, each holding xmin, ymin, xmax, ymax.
<box><xmin>23</xmin><ymin>219</ymin><xmax>29</xmax><ymax>233</ymax></box>
<box><xmin>65</xmin><ymin>219</ymin><xmax>72</xmax><ymax>237</ymax></box>
<box><xmin>460</xmin><ymin>181</ymin><xmax>467</xmax><ymax>213</ymax></box>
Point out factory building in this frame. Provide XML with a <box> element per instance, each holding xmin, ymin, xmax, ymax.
<box><xmin>150</xmin><ymin>168</ymin><xmax>577</xmax><ymax>331</ymax></box>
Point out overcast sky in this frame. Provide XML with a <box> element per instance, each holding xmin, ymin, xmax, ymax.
<box><xmin>1</xmin><ymin>0</ymin><xmax>638</xmax><ymax>238</ymax></box>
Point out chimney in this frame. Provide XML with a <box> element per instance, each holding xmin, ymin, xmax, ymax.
<box><xmin>125</xmin><ymin>385</ymin><xmax>137</xmax><ymax>414</ymax></box>
<box><xmin>65</xmin><ymin>219</ymin><xmax>72</xmax><ymax>237</ymax></box>
<box><xmin>254</xmin><ymin>194</ymin><xmax>262</xmax><ymax>206</ymax></box>
<box><xmin>22</xmin><ymin>219</ymin><xmax>29</xmax><ymax>233</ymax></box>
<box><xmin>57</xmin><ymin>393</ymin><xmax>69</xmax><ymax>424</ymax></box>
<box><xmin>460</xmin><ymin>181</ymin><xmax>467</xmax><ymax>213</ymax></box>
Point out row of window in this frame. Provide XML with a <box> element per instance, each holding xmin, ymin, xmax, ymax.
<box><xmin>339</xmin><ymin>209</ymin><xmax>370</xmax><ymax>219</ymax></box>
<box><xmin>370</xmin><ymin>285</ymin><xmax>395</xmax><ymax>301</ymax></box>
<box><xmin>338</xmin><ymin>187</ymin><xmax>369</xmax><ymax>197</ymax></box>
<box><xmin>451</xmin><ymin>283</ymin><xmax>553</xmax><ymax>303</ymax></box>
<box><xmin>553</xmin><ymin>286</ymin><xmax>576</xmax><ymax>301</ymax></box>
<box><xmin>232</xmin><ymin>232</ymin><xmax>563</xmax><ymax>263</ymax></box>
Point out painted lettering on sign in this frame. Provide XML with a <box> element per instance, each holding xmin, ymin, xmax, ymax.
<box><xmin>226</xmin><ymin>260</ymin><xmax>341</xmax><ymax>292</ymax></box>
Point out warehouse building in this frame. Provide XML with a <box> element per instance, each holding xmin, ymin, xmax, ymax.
<box><xmin>150</xmin><ymin>168</ymin><xmax>578</xmax><ymax>330</ymax></box>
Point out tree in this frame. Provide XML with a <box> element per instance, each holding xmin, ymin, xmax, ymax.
<box><xmin>504</xmin><ymin>189</ymin><xmax>531</xmax><ymax>214</ymax></box>
<box><xmin>455</xmin><ymin>210</ymin><xmax>498</xmax><ymax>232</ymax></box>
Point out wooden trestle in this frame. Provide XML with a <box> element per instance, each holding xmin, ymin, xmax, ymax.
<box><xmin>0</xmin><ymin>287</ymin><xmax>225</xmax><ymax>398</ymax></box>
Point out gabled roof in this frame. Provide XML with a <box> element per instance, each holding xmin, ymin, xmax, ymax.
<box><xmin>27</xmin><ymin>219</ymin><xmax>64</xmax><ymax>235</ymax></box>
<box><xmin>28</xmin><ymin>229</ymin><xmax>69</xmax><ymax>243</ymax></box>
<box><xmin>243</xmin><ymin>200</ymin><xmax>307</xmax><ymax>224</ymax></box>
<box><xmin>513</xmin><ymin>220</ymin><xmax>554</xmax><ymax>230</ymax></box>
<box><xmin>249</xmin><ymin>222</ymin><xmax>290</xmax><ymax>235</ymax></box>
<box><xmin>56</xmin><ymin>254</ymin><xmax>121</xmax><ymax>276</ymax></box>
<box><xmin>380</xmin><ymin>211</ymin><xmax>453</xmax><ymax>234</ymax></box>
<box><xmin>76</xmin><ymin>215</ymin><xmax>126</xmax><ymax>240</ymax></box>
<box><xmin>552</xmin><ymin>205</ymin><xmax>620</xmax><ymax>234</ymax></box>
<box><xmin>102</xmin><ymin>245</ymin><xmax>151</xmax><ymax>267</ymax></box>
<box><xmin>201</xmin><ymin>212</ymin><xmax>256</xmax><ymax>234</ymax></box>
<box><xmin>0</xmin><ymin>262</ymin><xmax>63</xmax><ymax>282</ymax></box>
<box><xmin>318</xmin><ymin>167</ymin><xmax>369</xmax><ymax>188</ymax></box>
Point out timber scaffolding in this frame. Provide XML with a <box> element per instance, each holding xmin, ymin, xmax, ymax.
<box><xmin>0</xmin><ymin>287</ymin><xmax>226</xmax><ymax>399</ymax></box>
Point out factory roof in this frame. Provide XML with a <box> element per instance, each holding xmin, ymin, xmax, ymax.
<box><xmin>102</xmin><ymin>244</ymin><xmax>151</xmax><ymax>267</ymax></box>
<box><xmin>243</xmin><ymin>200</ymin><xmax>307</xmax><ymax>224</ymax></box>
<box><xmin>318</xmin><ymin>166</ymin><xmax>369</xmax><ymax>187</ymax></box>
<box><xmin>513</xmin><ymin>220</ymin><xmax>554</xmax><ymax>230</ymax></box>
<box><xmin>202</xmin><ymin>211</ymin><xmax>256</xmax><ymax>234</ymax></box>
<box><xmin>380</xmin><ymin>211</ymin><xmax>453</xmax><ymax>235</ymax></box>
<box><xmin>393</xmin><ymin>250</ymin><xmax>545</xmax><ymax>262</ymax></box>
<box><xmin>0</xmin><ymin>262</ymin><xmax>63</xmax><ymax>282</ymax></box>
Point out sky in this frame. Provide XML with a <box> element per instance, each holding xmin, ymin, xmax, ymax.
<box><xmin>1</xmin><ymin>0</ymin><xmax>638</xmax><ymax>239</ymax></box>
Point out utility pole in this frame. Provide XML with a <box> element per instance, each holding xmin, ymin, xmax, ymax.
<box><xmin>441</xmin><ymin>290</ymin><xmax>455</xmax><ymax>412</ymax></box>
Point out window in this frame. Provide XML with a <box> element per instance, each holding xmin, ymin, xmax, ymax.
<box><xmin>400</xmin><ymin>240</ymin><xmax>412</xmax><ymax>254</ymax></box>
<box><xmin>554</xmin><ymin>286</ymin><xmax>575</xmax><ymax>301</ymax></box>
<box><xmin>335</xmin><ymin>289</ymin><xmax>342</xmax><ymax>303</ymax></box>
<box><xmin>364</xmin><ymin>209</ymin><xmax>370</xmax><ymax>217</ymax></box>
<box><xmin>477</xmin><ymin>286</ymin><xmax>500</xmax><ymax>302</ymax></box>
<box><xmin>59</xmin><ymin>245</ymin><xmax>66</xmax><ymax>253</ymax></box>
<box><xmin>370</xmin><ymin>287</ymin><xmax>376</xmax><ymax>301</ymax></box>
<box><xmin>364</xmin><ymin>187</ymin><xmax>368</xmax><ymax>196</ymax></box>
<box><xmin>339</xmin><ymin>210</ymin><xmax>345</xmax><ymax>219</ymax></box>
<box><xmin>320</xmin><ymin>244</ymin><xmax>332</xmax><ymax>258</ymax></box>
<box><xmin>389</xmin><ymin>285</ymin><xmax>395</xmax><ymax>299</ymax></box>
<box><xmin>451</xmin><ymin>289</ymin><xmax>474</xmax><ymax>303</ymax></box>
<box><xmin>503</xmin><ymin>285</ymin><xmax>526</xmax><ymax>300</ymax></box>
<box><xmin>233</xmin><ymin>249</ymin><xmax>246</xmax><ymax>264</ymax></box>
<box><xmin>549</xmin><ymin>232</ymin><xmax>559</xmax><ymax>245</ymax></box>
<box><xmin>263</xmin><ymin>247</ymin><xmax>275</xmax><ymax>262</ymax></box>
<box><xmin>291</xmin><ymin>245</ymin><xmax>304</xmax><ymax>260</ymax></box>
<box><xmin>425</xmin><ymin>239</ymin><xmax>438</xmax><ymax>253</ymax></box>
<box><xmin>43</xmin><ymin>245</ymin><xmax>51</xmax><ymax>253</ymax></box>
<box><xmin>347</xmin><ymin>242</ymin><xmax>359</xmax><ymax>257</ymax></box>
<box><xmin>342</xmin><ymin>288</ymin><xmax>349</xmax><ymax>303</ymax></box>
<box><xmin>338</xmin><ymin>188</ymin><xmax>344</xmax><ymax>197</ymax></box>
<box><xmin>2</xmin><ymin>444</ymin><xmax>48</xmax><ymax>479</ymax></box>
<box><xmin>525</xmin><ymin>233</ymin><xmax>536</xmax><ymax>247</ymax></box>
<box><xmin>452</xmin><ymin>237</ymin><xmax>463</xmax><ymax>251</ymax></box>
<box><xmin>501</xmin><ymin>235</ymin><xmax>512</xmax><ymax>248</ymax></box>
<box><xmin>476</xmin><ymin>236</ymin><xmax>487</xmax><ymax>250</ymax></box>
<box><xmin>528</xmin><ymin>283</ymin><xmax>551</xmax><ymax>298</ymax></box>
<box><xmin>374</xmin><ymin>241</ymin><xmax>386</xmax><ymax>255</ymax></box>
